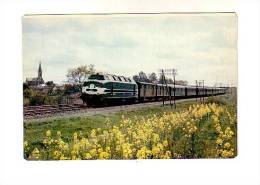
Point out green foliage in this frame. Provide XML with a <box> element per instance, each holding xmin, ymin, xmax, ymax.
<box><xmin>63</xmin><ymin>84</ymin><xmax>81</xmax><ymax>95</ymax></box>
<box><xmin>23</xmin><ymin>88</ymin><xmax>32</xmax><ymax>99</ymax></box>
<box><xmin>29</xmin><ymin>95</ymin><xmax>46</xmax><ymax>106</ymax></box>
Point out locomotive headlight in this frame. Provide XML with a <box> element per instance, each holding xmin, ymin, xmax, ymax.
<box><xmin>89</xmin><ymin>84</ymin><xmax>95</xmax><ymax>88</ymax></box>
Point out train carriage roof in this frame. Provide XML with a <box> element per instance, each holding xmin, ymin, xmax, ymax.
<box><xmin>87</xmin><ymin>73</ymin><xmax>137</xmax><ymax>85</ymax></box>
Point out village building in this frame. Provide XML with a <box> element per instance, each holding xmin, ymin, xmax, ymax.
<box><xmin>26</xmin><ymin>62</ymin><xmax>45</xmax><ymax>86</ymax></box>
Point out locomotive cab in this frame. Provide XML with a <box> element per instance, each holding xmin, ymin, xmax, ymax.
<box><xmin>82</xmin><ymin>74</ymin><xmax>106</xmax><ymax>95</ymax></box>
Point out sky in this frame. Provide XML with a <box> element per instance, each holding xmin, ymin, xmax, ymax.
<box><xmin>22</xmin><ymin>13</ymin><xmax>237</xmax><ymax>86</ymax></box>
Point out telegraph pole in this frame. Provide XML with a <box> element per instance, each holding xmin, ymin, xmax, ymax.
<box><xmin>196</xmin><ymin>80</ymin><xmax>205</xmax><ymax>103</ymax></box>
<box><xmin>161</xmin><ymin>69</ymin><xmax>165</xmax><ymax>107</ymax></box>
<box><xmin>159</xmin><ymin>68</ymin><xmax>177</xmax><ymax>109</ymax></box>
<box><xmin>159</xmin><ymin>69</ymin><xmax>171</xmax><ymax>107</ymax></box>
<box><xmin>195</xmin><ymin>80</ymin><xmax>198</xmax><ymax>102</ymax></box>
<box><xmin>172</xmin><ymin>69</ymin><xmax>177</xmax><ymax>109</ymax></box>
<box><xmin>202</xmin><ymin>80</ymin><xmax>205</xmax><ymax>103</ymax></box>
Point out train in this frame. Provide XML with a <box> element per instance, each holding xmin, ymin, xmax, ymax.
<box><xmin>80</xmin><ymin>73</ymin><xmax>227</xmax><ymax>106</ymax></box>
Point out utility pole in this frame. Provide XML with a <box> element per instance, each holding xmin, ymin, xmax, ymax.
<box><xmin>202</xmin><ymin>80</ymin><xmax>205</xmax><ymax>103</ymax></box>
<box><xmin>195</xmin><ymin>80</ymin><xmax>198</xmax><ymax>102</ymax></box>
<box><xmin>160</xmin><ymin>69</ymin><xmax>165</xmax><ymax>107</ymax></box>
<box><xmin>199</xmin><ymin>81</ymin><xmax>202</xmax><ymax>103</ymax></box>
<box><xmin>159</xmin><ymin>69</ymin><xmax>171</xmax><ymax>107</ymax></box>
<box><xmin>172</xmin><ymin>69</ymin><xmax>177</xmax><ymax>109</ymax></box>
<box><xmin>196</xmin><ymin>80</ymin><xmax>205</xmax><ymax>103</ymax></box>
<box><xmin>159</xmin><ymin>68</ymin><xmax>177</xmax><ymax>109</ymax></box>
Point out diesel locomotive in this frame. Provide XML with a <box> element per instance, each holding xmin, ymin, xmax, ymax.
<box><xmin>81</xmin><ymin>73</ymin><xmax>227</xmax><ymax>106</ymax></box>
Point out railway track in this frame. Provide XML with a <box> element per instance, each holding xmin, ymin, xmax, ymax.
<box><xmin>24</xmin><ymin>104</ymin><xmax>87</xmax><ymax>119</ymax></box>
<box><xmin>24</xmin><ymin>99</ymin><xmax>177</xmax><ymax>119</ymax></box>
<box><xmin>24</xmin><ymin>95</ymin><xmax>223</xmax><ymax>121</ymax></box>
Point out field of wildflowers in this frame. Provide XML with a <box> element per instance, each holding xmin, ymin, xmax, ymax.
<box><xmin>24</xmin><ymin>102</ymin><xmax>237</xmax><ymax>160</ymax></box>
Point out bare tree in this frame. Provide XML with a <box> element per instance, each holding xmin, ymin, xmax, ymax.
<box><xmin>66</xmin><ymin>65</ymin><xmax>95</xmax><ymax>84</ymax></box>
<box><xmin>148</xmin><ymin>72</ymin><xmax>158</xmax><ymax>82</ymax></box>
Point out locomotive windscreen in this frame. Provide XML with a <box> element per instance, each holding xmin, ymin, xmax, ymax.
<box><xmin>88</xmin><ymin>74</ymin><xmax>105</xmax><ymax>80</ymax></box>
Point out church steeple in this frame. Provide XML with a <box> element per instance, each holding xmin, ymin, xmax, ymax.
<box><xmin>26</xmin><ymin>61</ymin><xmax>44</xmax><ymax>86</ymax></box>
<box><xmin>38</xmin><ymin>62</ymin><xmax>42</xmax><ymax>79</ymax></box>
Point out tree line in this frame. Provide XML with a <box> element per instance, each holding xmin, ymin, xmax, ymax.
<box><xmin>23</xmin><ymin>64</ymin><xmax>188</xmax><ymax>106</ymax></box>
<box><xmin>67</xmin><ymin>65</ymin><xmax>188</xmax><ymax>85</ymax></box>
<box><xmin>133</xmin><ymin>71</ymin><xmax>188</xmax><ymax>85</ymax></box>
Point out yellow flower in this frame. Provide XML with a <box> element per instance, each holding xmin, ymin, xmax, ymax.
<box><xmin>152</xmin><ymin>133</ymin><xmax>160</xmax><ymax>144</ymax></box>
<box><xmin>163</xmin><ymin>151</ymin><xmax>172</xmax><ymax>159</ymax></box>
<box><xmin>152</xmin><ymin>146</ymin><xmax>160</xmax><ymax>158</ymax></box>
<box><xmin>71</xmin><ymin>150</ymin><xmax>77</xmax><ymax>156</ymax></box>
<box><xmin>97</xmin><ymin>147</ymin><xmax>103</xmax><ymax>153</ymax></box>
<box><xmin>221</xmin><ymin>150</ymin><xmax>234</xmax><ymax>158</ymax></box>
<box><xmin>216</xmin><ymin>138</ymin><xmax>223</xmax><ymax>145</ymax></box>
<box><xmin>136</xmin><ymin>147</ymin><xmax>151</xmax><ymax>159</ymax></box>
<box><xmin>46</xmin><ymin>130</ymin><xmax>51</xmax><ymax>137</ymax></box>
<box><xmin>84</xmin><ymin>153</ymin><xmax>92</xmax><ymax>159</ymax></box>
<box><xmin>215</xmin><ymin>125</ymin><xmax>222</xmax><ymax>133</ymax></box>
<box><xmin>53</xmin><ymin>150</ymin><xmax>61</xmax><ymax>159</ymax></box>
<box><xmin>90</xmin><ymin>149</ymin><xmax>97</xmax><ymax>158</ymax></box>
<box><xmin>60</xmin><ymin>154</ymin><xmax>67</xmax><ymax>160</ymax></box>
<box><xmin>73</xmin><ymin>132</ymin><xmax>78</xmax><ymax>141</ymax></box>
<box><xmin>122</xmin><ymin>143</ymin><xmax>132</xmax><ymax>159</ymax></box>
<box><xmin>90</xmin><ymin>129</ymin><xmax>96</xmax><ymax>138</ymax></box>
<box><xmin>24</xmin><ymin>141</ymin><xmax>28</xmax><ymax>148</ymax></box>
<box><xmin>57</xmin><ymin>131</ymin><xmax>61</xmax><ymax>137</ymax></box>
<box><xmin>224</xmin><ymin>142</ymin><xmax>231</xmax><ymax>149</ymax></box>
<box><xmin>163</xmin><ymin>140</ymin><xmax>168</xmax><ymax>148</ymax></box>
<box><xmin>105</xmin><ymin>146</ymin><xmax>111</xmax><ymax>152</ymax></box>
<box><xmin>99</xmin><ymin>151</ymin><xmax>110</xmax><ymax>159</ymax></box>
<box><xmin>31</xmin><ymin>148</ymin><xmax>40</xmax><ymax>159</ymax></box>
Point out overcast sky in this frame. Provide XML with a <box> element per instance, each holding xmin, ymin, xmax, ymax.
<box><xmin>23</xmin><ymin>13</ymin><xmax>237</xmax><ymax>86</ymax></box>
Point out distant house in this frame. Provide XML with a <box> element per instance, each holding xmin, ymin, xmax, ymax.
<box><xmin>26</xmin><ymin>62</ymin><xmax>45</xmax><ymax>86</ymax></box>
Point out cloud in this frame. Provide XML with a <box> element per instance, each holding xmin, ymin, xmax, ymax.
<box><xmin>23</xmin><ymin>13</ymin><xmax>237</xmax><ymax>86</ymax></box>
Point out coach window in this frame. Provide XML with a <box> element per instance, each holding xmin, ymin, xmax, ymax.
<box><xmin>112</xmin><ymin>76</ymin><xmax>117</xmax><ymax>81</ymax></box>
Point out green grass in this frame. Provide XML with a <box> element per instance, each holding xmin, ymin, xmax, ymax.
<box><xmin>24</xmin><ymin>105</ymin><xmax>185</xmax><ymax>143</ymax></box>
<box><xmin>24</xmin><ymin>92</ymin><xmax>237</xmax><ymax>148</ymax></box>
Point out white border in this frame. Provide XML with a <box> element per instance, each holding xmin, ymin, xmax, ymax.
<box><xmin>0</xmin><ymin>0</ymin><xmax>260</xmax><ymax>185</ymax></box>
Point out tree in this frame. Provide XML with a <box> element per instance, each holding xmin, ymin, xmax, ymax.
<box><xmin>133</xmin><ymin>71</ymin><xmax>149</xmax><ymax>82</ymax></box>
<box><xmin>158</xmin><ymin>76</ymin><xmax>174</xmax><ymax>84</ymax></box>
<box><xmin>23</xmin><ymin>82</ymin><xmax>32</xmax><ymax>98</ymax></box>
<box><xmin>138</xmin><ymin>71</ymin><xmax>150</xmax><ymax>82</ymax></box>
<box><xmin>23</xmin><ymin>82</ymin><xmax>29</xmax><ymax>90</ymax></box>
<box><xmin>168</xmin><ymin>78</ymin><xmax>174</xmax><ymax>84</ymax></box>
<box><xmin>46</xmin><ymin>81</ymin><xmax>54</xmax><ymax>86</ymax></box>
<box><xmin>63</xmin><ymin>84</ymin><xmax>81</xmax><ymax>95</ymax></box>
<box><xmin>139</xmin><ymin>71</ymin><xmax>147</xmax><ymax>80</ymax></box>
<box><xmin>175</xmin><ymin>80</ymin><xmax>188</xmax><ymax>86</ymax></box>
<box><xmin>133</xmin><ymin>75</ymin><xmax>140</xmax><ymax>82</ymax></box>
<box><xmin>66</xmin><ymin>64</ymin><xmax>95</xmax><ymax>84</ymax></box>
<box><xmin>148</xmin><ymin>72</ymin><xmax>158</xmax><ymax>82</ymax></box>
